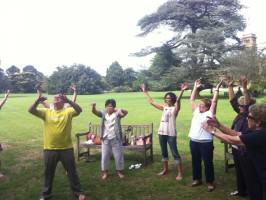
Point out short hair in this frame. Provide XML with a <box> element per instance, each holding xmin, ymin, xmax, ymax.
<box><xmin>238</xmin><ymin>96</ymin><xmax>256</xmax><ymax>105</ymax></box>
<box><xmin>105</xmin><ymin>99</ymin><xmax>116</xmax><ymax>108</ymax></box>
<box><xmin>249</xmin><ymin>104</ymin><xmax>266</xmax><ymax>128</ymax></box>
<box><xmin>164</xmin><ymin>92</ymin><xmax>177</xmax><ymax>104</ymax></box>
<box><xmin>201</xmin><ymin>98</ymin><xmax>211</xmax><ymax>110</ymax></box>
<box><xmin>54</xmin><ymin>95</ymin><xmax>62</xmax><ymax>102</ymax></box>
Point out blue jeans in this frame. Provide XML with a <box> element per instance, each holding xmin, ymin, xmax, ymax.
<box><xmin>159</xmin><ymin>135</ymin><xmax>181</xmax><ymax>164</ymax></box>
<box><xmin>189</xmin><ymin>140</ymin><xmax>215</xmax><ymax>183</ymax></box>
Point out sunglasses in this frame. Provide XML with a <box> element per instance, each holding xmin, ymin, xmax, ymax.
<box><xmin>238</xmin><ymin>104</ymin><xmax>245</xmax><ymax>107</ymax></box>
<box><xmin>247</xmin><ymin>115</ymin><xmax>256</xmax><ymax>120</ymax></box>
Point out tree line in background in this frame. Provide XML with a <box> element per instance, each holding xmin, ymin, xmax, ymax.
<box><xmin>0</xmin><ymin>0</ymin><xmax>266</xmax><ymax>95</ymax></box>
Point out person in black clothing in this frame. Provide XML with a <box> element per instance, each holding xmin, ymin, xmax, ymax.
<box><xmin>205</xmin><ymin>104</ymin><xmax>266</xmax><ymax>200</ymax></box>
<box><xmin>226</xmin><ymin>76</ymin><xmax>256</xmax><ymax>197</ymax></box>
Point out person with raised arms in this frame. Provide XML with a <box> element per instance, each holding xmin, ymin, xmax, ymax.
<box><xmin>29</xmin><ymin>93</ymin><xmax>86</xmax><ymax>200</ymax></box>
<box><xmin>140</xmin><ymin>83</ymin><xmax>188</xmax><ymax>181</ymax></box>
<box><xmin>188</xmin><ymin>79</ymin><xmax>223</xmax><ymax>192</ymax></box>
<box><xmin>91</xmin><ymin>99</ymin><xmax>128</xmax><ymax>180</ymax></box>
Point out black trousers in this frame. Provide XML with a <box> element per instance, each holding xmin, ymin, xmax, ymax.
<box><xmin>232</xmin><ymin>147</ymin><xmax>247</xmax><ymax>195</ymax></box>
<box><xmin>238</xmin><ymin>152</ymin><xmax>263</xmax><ymax>200</ymax></box>
<box><xmin>190</xmin><ymin>140</ymin><xmax>215</xmax><ymax>183</ymax></box>
<box><xmin>42</xmin><ymin>149</ymin><xmax>83</xmax><ymax>199</ymax></box>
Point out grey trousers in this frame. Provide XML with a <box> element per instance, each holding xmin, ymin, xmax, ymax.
<box><xmin>101</xmin><ymin>138</ymin><xmax>124</xmax><ymax>171</ymax></box>
<box><xmin>42</xmin><ymin>149</ymin><xmax>84</xmax><ymax>199</ymax></box>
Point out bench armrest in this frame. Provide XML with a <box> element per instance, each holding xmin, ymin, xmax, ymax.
<box><xmin>76</xmin><ymin>132</ymin><xmax>88</xmax><ymax>138</ymax></box>
<box><xmin>142</xmin><ymin>133</ymin><xmax>152</xmax><ymax>141</ymax></box>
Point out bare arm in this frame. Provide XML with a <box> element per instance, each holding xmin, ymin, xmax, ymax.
<box><xmin>28</xmin><ymin>96</ymin><xmax>47</xmax><ymax>115</ymax></box>
<box><xmin>91</xmin><ymin>103</ymin><xmax>102</xmax><ymax>117</ymax></box>
<box><xmin>206</xmin><ymin>117</ymin><xmax>241</xmax><ymax>136</ymax></box>
<box><xmin>241</xmin><ymin>76</ymin><xmax>251</xmax><ymax>105</ymax></box>
<box><xmin>190</xmin><ymin>80</ymin><xmax>201</xmax><ymax>111</ymax></box>
<box><xmin>210</xmin><ymin>79</ymin><xmax>223</xmax><ymax>115</ymax></box>
<box><xmin>36</xmin><ymin>83</ymin><xmax>50</xmax><ymax>108</ymax></box>
<box><xmin>174</xmin><ymin>82</ymin><xmax>188</xmax><ymax>116</ymax></box>
<box><xmin>140</xmin><ymin>84</ymin><xmax>164</xmax><ymax>110</ymax></box>
<box><xmin>0</xmin><ymin>90</ymin><xmax>9</xmax><ymax>109</ymax></box>
<box><xmin>226</xmin><ymin>77</ymin><xmax>235</xmax><ymax>101</ymax></box>
<box><xmin>119</xmin><ymin>109</ymin><xmax>128</xmax><ymax>118</ymax></box>
<box><xmin>61</xmin><ymin>94</ymin><xmax>82</xmax><ymax>115</ymax></box>
<box><xmin>70</xmin><ymin>85</ymin><xmax>77</xmax><ymax>103</ymax></box>
<box><xmin>212</xmin><ymin>130</ymin><xmax>244</xmax><ymax>146</ymax></box>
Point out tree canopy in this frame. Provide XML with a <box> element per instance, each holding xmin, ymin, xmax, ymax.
<box><xmin>47</xmin><ymin>64</ymin><xmax>104</xmax><ymax>94</ymax></box>
<box><xmin>137</xmin><ymin>0</ymin><xmax>246</xmax><ymax>81</ymax></box>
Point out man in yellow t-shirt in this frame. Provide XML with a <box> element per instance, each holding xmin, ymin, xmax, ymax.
<box><xmin>29</xmin><ymin>94</ymin><xmax>86</xmax><ymax>200</ymax></box>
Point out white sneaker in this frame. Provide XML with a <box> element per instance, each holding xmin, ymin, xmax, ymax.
<box><xmin>135</xmin><ymin>164</ymin><xmax>142</xmax><ymax>169</ymax></box>
<box><xmin>129</xmin><ymin>165</ymin><xmax>135</xmax><ymax>170</ymax></box>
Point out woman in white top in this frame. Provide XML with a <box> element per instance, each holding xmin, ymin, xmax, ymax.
<box><xmin>189</xmin><ymin>79</ymin><xmax>223</xmax><ymax>192</ymax></box>
<box><xmin>141</xmin><ymin>83</ymin><xmax>188</xmax><ymax>181</ymax></box>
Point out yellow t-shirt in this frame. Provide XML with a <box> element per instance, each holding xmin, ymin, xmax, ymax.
<box><xmin>34</xmin><ymin>107</ymin><xmax>78</xmax><ymax>150</ymax></box>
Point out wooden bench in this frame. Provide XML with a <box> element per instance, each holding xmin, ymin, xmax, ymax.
<box><xmin>76</xmin><ymin>123</ymin><xmax>153</xmax><ymax>165</ymax></box>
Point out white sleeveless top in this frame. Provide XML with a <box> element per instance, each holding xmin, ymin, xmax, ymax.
<box><xmin>158</xmin><ymin>106</ymin><xmax>177</xmax><ymax>136</ymax></box>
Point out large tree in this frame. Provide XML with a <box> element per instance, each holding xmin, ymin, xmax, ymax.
<box><xmin>105</xmin><ymin>61</ymin><xmax>124</xmax><ymax>87</ymax></box>
<box><xmin>137</xmin><ymin>0</ymin><xmax>246</xmax><ymax>80</ymax></box>
<box><xmin>223</xmin><ymin>48</ymin><xmax>266</xmax><ymax>94</ymax></box>
<box><xmin>123</xmin><ymin>68</ymin><xmax>137</xmax><ymax>87</ymax></box>
<box><xmin>0</xmin><ymin>68</ymin><xmax>9</xmax><ymax>92</ymax></box>
<box><xmin>23</xmin><ymin>65</ymin><xmax>44</xmax><ymax>81</ymax></box>
<box><xmin>6</xmin><ymin>65</ymin><xmax>20</xmax><ymax>76</ymax></box>
<box><xmin>48</xmin><ymin>64</ymin><xmax>104</xmax><ymax>94</ymax></box>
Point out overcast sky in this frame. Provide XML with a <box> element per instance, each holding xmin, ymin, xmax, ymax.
<box><xmin>0</xmin><ymin>0</ymin><xmax>265</xmax><ymax>76</ymax></box>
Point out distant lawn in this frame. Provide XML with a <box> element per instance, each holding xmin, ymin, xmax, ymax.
<box><xmin>0</xmin><ymin>91</ymin><xmax>265</xmax><ymax>200</ymax></box>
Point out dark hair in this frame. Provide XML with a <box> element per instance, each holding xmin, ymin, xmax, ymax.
<box><xmin>201</xmin><ymin>98</ymin><xmax>211</xmax><ymax>110</ymax></box>
<box><xmin>164</xmin><ymin>92</ymin><xmax>177</xmax><ymax>104</ymax></box>
<box><xmin>105</xmin><ymin>99</ymin><xmax>116</xmax><ymax>108</ymax></box>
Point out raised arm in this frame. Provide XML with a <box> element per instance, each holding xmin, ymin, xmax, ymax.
<box><xmin>36</xmin><ymin>83</ymin><xmax>50</xmax><ymax>108</ymax></box>
<box><xmin>140</xmin><ymin>84</ymin><xmax>164</xmax><ymax>110</ymax></box>
<box><xmin>60</xmin><ymin>94</ymin><xmax>82</xmax><ymax>115</ymax></box>
<box><xmin>174</xmin><ymin>82</ymin><xmax>188</xmax><ymax>116</ymax></box>
<box><xmin>226</xmin><ymin>76</ymin><xmax>235</xmax><ymax>101</ymax></box>
<box><xmin>70</xmin><ymin>85</ymin><xmax>77</xmax><ymax>103</ymax></box>
<box><xmin>28</xmin><ymin>96</ymin><xmax>47</xmax><ymax>115</ymax></box>
<box><xmin>209</xmin><ymin>79</ymin><xmax>223</xmax><ymax>115</ymax></box>
<box><xmin>0</xmin><ymin>90</ymin><xmax>10</xmax><ymax>109</ymax></box>
<box><xmin>190</xmin><ymin>79</ymin><xmax>201</xmax><ymax>111</ymax></box>
<box><xmin>91</xmin><ymin>103</ymin><xmax>102</xmax><ymax>118</ymax></box>
<box><xmin>119</xmin><ymin>109</ymin><xmax>128</xmax><ymax>118</ymax></box>
<box><xmin>240</xmin><ymin>76</ymin><xmax>251</xmax><ymax>105</ymax></box>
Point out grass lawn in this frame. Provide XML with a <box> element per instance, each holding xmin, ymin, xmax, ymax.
<box><xmin>0</xmin><ymin>91</ymin><xmax>265</xmax><ymax>200</ymax></box>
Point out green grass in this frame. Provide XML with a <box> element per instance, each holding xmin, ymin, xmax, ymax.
<box><xmin>0</xmin><ymin>91</ymin><xmax>264</xmax><ymax>200</ymax></box>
